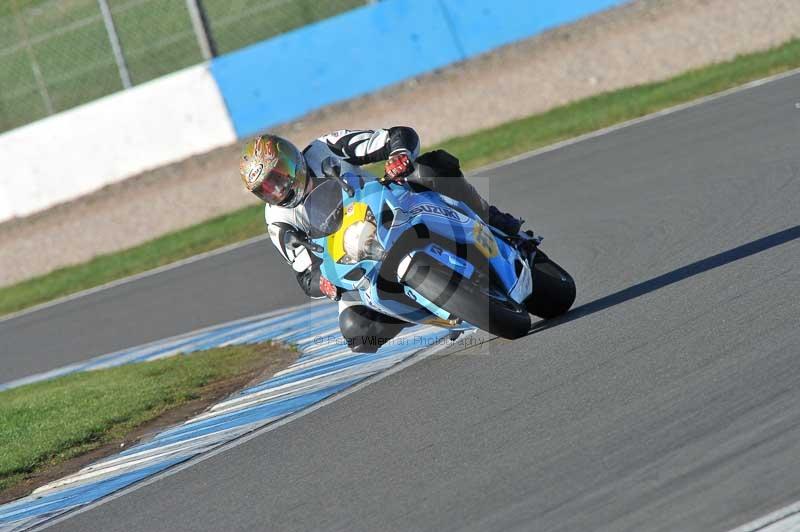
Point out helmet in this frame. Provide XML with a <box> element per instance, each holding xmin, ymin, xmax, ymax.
<box><xmin>240</xmin><ymin>135</ymin><xmax>308</xmax><ymax>208</ymax></box>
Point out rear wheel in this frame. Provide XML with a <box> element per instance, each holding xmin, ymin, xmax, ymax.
<box><xmin>403</xmin><ymin>254</ymin><xmax>531</xmax><ymax>339</ymax></box>
<box><xmin>525</xmin><ymin>250</ymin><xmax>576</xmax><ymax>319</ymax></box>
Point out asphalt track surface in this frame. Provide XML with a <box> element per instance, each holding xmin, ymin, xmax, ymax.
<box><xmin>0</xmin><ymin>239</ymin><xmax>306</xmax><ymax>383</ymax></box>
<box><xmin>5</xmin><ymin>72</ymin><xmax>800</xmax><ymax>531</ymax></box>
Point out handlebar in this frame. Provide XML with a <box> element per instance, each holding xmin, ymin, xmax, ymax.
<box><xmin>277</xmin><ymin>224</ymin><xmax>324</xmax><ymax>254</ymax></box>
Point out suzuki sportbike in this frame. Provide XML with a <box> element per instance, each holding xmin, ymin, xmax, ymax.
<box><xmin>288</xmin><ymin>158</ymin><xmax>576</xmax><ymax>340</ymax></box>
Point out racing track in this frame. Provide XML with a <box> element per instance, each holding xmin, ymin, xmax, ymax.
<box><xmin>3</xmin><ymin>71</ymin><xmax>800</xmax><ymax>531</ymax></box>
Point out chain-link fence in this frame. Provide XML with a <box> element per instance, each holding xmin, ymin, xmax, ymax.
<box><xmin>0</xmin><ymin>0</ymin><xmax>370</xmax><ymax>134</ymax></box>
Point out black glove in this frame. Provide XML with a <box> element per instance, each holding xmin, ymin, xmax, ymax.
<box><xmin>297</xmin><ymin>266</ymin><xmax>324</xmax><ymax>299</ymax></box>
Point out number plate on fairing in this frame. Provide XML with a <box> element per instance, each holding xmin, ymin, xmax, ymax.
<box><xmin>509</xmin><ymin>258</ymin><xmax>533</xmax><ymax>304</ymax></box>
<box><xmin>473</xmin><ymin>222</ymin><xmax>499</xmax><ymax>258</ymax></box>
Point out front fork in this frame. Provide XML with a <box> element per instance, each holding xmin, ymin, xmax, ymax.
<box><xmin>503</xmin><ymin>230</ymin><xmax>543</xmax><ymax>264</ymax></box>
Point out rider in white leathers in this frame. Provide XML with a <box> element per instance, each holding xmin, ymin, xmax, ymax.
<box><xmin>240</xmin><ymin>127</ymin><xmax>523</xmax><ymax>352</ymax></box>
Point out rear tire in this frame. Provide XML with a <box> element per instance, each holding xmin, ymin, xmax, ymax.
<box><xmin>525</xmin><ymin>251</ymin><xmax>576</xmax><ymax>319</ymax></box>
<box><xmin>403</xmin><ymin>255</ymin><xmax>531</xmax><ymax>339</ymax></box>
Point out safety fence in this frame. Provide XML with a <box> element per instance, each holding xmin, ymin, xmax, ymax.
<box><xmin>0</xmin><ymin>0</ymin><xmax>368</xmax><ymax>133</ymax></box>
<box><xmin>212</xmin><ymin>0</ymin><xmax>629</xmax><ymax>138</ymax></box>
<box><xmin>0</xmin><ymin>0</ymin><xmax>628</xmax><ymax>223</ymax></box>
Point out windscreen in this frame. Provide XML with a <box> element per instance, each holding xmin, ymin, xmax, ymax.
<box><xmin>299</xmin><ymin>179</ymin><xmax>344</xmax><ymax>239</ymax></box>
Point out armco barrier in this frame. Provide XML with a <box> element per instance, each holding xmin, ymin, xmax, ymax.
<box><xmin>210</xmin><ymin>0</ymin><xmax>628</xmax><ymax>138</ymax></box>
<box><xmin>0</xmin><ymin>64</ymin><xmax>236</xmax><ymax>223</ymax></box>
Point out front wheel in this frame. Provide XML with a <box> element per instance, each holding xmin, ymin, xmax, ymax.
<box><xmin>403</xmin><ymin>254</ymin><xmax>531</xmax><ymax>339</ymax></box>
<box><xmin>525</xmin><ymin>250</ymin><xmax>576</xmax><ymax>319</ymax></box>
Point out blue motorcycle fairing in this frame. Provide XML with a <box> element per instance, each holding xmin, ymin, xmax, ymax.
<box><xmin>310</xmin><ymin>172</ymin><xmax>531</xmax><ymax>329</ymax></box>
<box><xmin>420</xmin><ymin>244</ymin><xmax>474</xmax><ymax>280</ymax></box>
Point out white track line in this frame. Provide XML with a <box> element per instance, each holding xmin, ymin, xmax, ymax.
<box><xmin>471</xmin><ymin>66</ymin><xmax>800</xmax><ymax>175</ymax></box>
<box><xmin>0</xmin><ymin>299</ymin><xmax>329</xmax><ymax>391</ymax></box>
<box><xmin>729</xmin><ymin>501</ymin><xmax>800</xmax><ymax>532</ymax></box>
<box><xmin>0</xmin><ymin>234</ymin><xmax>268</xmax><ymax>324</ymax></box>
<box><xmin>5</xmin><ymin>66</ymin><xmax>800</xmax><ymax>326</ymax></box>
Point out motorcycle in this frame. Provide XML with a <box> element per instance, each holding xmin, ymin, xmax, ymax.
<box><xmin>289</xmin><ymin>157</ymin><xmax>576</xmax><ymax>340</ymax></box>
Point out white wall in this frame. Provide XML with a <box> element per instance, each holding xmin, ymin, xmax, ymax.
<box><xmin>0</xmin><ymin>64</ymin><xmax>236</xmax><ymax>222</ymax></box>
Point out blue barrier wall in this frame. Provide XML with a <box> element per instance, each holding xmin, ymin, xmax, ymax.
<box><xmin>440</xmin><ymin>0</ymin><xmax>627</xmax><ymax>57</ymax></box>
<box><xmin>211</xmin><ymin>0</ymin><xmax>628</xmax><ymax>139</ymax></box>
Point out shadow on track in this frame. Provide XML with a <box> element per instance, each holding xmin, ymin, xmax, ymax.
<box><xmin>529</xmin><ymin>224</ymin><xmax>800</xmax><ymax>334</ymax></box>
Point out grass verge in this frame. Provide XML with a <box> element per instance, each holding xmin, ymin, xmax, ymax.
<box><xmin>0</xmin><ymin>342</ymin><xmax>295</xmax><ymax>502</ymax></box>
<box><xmin>2</xmin><ymin>37</ymin><xmax>800</xmax><ymax>317</ymax></box>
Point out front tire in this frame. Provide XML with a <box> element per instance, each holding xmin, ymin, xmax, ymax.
<box><xmin>403</xmin><ymin>254</ymin><xmax>531</xmax><ymax>339</ymax></box>
<box><xmin>525</xmin><ymin>250</ymin><xmax>576</xmax><ymax>319</ymax></box>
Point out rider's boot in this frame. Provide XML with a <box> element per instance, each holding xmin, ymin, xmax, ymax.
<box><xmin>411</xmin><ymin>151</ymin><xmax>525</xmax><ymax>235</ymax></box>
<box><xmin>488</xmin><ymin>205</ymin><xmax>524</xmax><ymax>235</ymax></box>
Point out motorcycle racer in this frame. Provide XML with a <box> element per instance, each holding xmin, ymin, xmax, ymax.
<box><xmin>239</xmin><ymin>127</ymin><xmax>524</xmax><ymax>352</ymax></box>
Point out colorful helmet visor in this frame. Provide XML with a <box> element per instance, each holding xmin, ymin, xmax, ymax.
<box><xmin>241</xmin><ymin>136</ymin><xmax>307</xmax><ymax>207</ymax></box>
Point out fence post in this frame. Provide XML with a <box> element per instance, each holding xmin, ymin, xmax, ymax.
<box><xmin>186</xmin><ymin>0</ymin><xmax>217</xmax><ymax>59</ymax></box>
<box><xmin>97</xmin><ymin>0</ymin><xmax>132</xmax><ymax>89</ymax></box>
<box><xmin>11</xmin><ymin>0</ymin><xmax>54</xmax><ymax>115</ymax></box>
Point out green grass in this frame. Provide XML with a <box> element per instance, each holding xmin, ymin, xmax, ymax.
<box><xmin>436</xmin><ymin>38</ymin><xmax>800</xmax><ymax>170</ymax></box>
<box><xmin>0</xmin><ymin>342</ymin><xmax>289</xmax><ymax>494</ymax></box>
<box><xmin>2</xmin><ymin>37</ymin><xmax>800</xmax><ymax>317</ymax></box>
<box><xmin>0</xmin><ymin>0</ymin><xmax>364</xmax><ymax>131</ymax></box>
